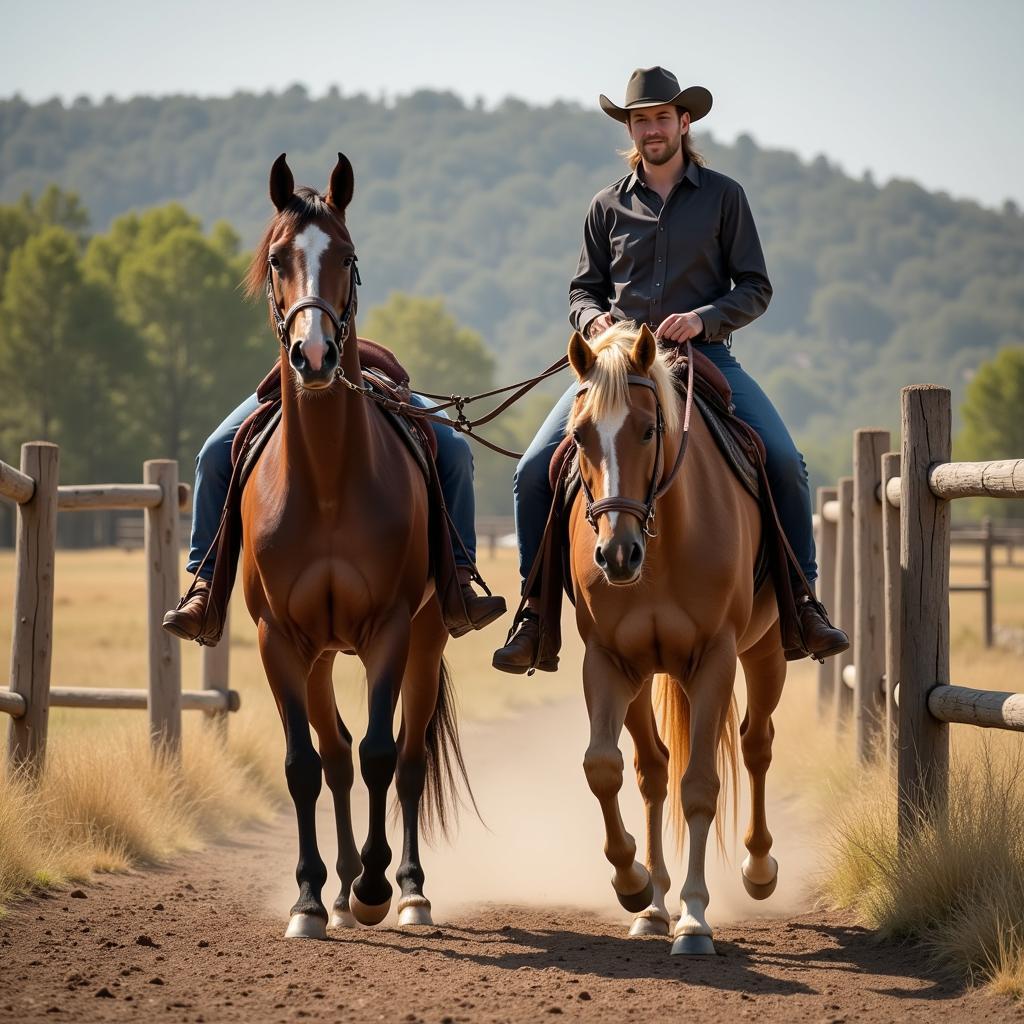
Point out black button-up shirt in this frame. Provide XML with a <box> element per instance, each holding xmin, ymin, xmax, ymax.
<box><xmin>568</xmin><ymin>160</ymin><xmax>773</xmax><ymax>343</ymax></box>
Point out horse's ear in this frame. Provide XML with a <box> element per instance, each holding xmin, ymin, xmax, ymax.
<box><xmin>632</xmin><ymin>323</ymin><xmax>657</xmax><ymax>372</ymax></box>
<box><xmin>568</xmin><ymin>330</ymin><xmax>596</xmax><ymax>379</ymax></box>
<box><xmin>270</xmin><ymin>153</ymin><xmax>294</xmax><ymax>212</ymax></box>
<box><xmin>326</xmin><ymin>153</ymin><xmax>355</xmax><ymax>214</ymax></box>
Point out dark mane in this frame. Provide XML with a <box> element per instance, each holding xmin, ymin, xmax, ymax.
<box><xmin>243</xmin><ymin>186</ymin><xmax>345</xmax><ymax>300</ymax></box>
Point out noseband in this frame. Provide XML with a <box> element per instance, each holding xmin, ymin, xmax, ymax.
<box><xmin>576</xmin><ymin>338</ymin><xmax>695</xmax><ymax>538</ymax></box>
<box><xmin>265</xmin><ymin>255</ymin><xmax>361</xmax><ymax>374</ymax></box>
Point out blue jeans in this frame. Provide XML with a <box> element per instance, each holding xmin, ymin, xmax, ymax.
<box><xmin>512</xmin><ymin>343</ymin><xmax>817</xmax><ymax>591</ymax></box>
<box><xmin>187</xmin><ymin>393</ymin><xmax>477</xmax><ymax>580</ymax></box>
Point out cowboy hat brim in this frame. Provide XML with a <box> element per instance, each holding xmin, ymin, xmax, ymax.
<box><xmin>599</xmin><ymin>85</ymin><xmax>713</xmax><ymax>124</ymax></box>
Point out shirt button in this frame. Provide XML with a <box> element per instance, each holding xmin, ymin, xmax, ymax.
<box><xmin>655</xmin><ymin>282</ymin><xmax>660</xmax><ymax>287</ymax></box>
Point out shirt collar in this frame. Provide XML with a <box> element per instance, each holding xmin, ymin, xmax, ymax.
<box><xmin>627</xmin><ymin>158</ymin><xmax>702</xmax><ymax>194</ymax></box>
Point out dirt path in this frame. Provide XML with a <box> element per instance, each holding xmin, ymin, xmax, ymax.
<box><xmin>2</xmin><ymin>700</ymin><xmax>1020</xmax><ymax>1023</ymax></box>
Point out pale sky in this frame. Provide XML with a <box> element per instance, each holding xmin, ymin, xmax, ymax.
<box><xmin>4</xmin><ymin>0</ymin><xmax>1022</xmax><ymax>209</ymax></box>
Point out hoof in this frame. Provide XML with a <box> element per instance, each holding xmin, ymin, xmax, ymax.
<box><xmin>741</xmin><ymin>854</ymin><xmax>778</xmax><ymax>901</ymax></box>
<box><xmin>349</xmin><ymin>890</ymin><xmax>391</xmax><ymax>926</ymax></box>
<box><xmin>615</xmin><ymin>875</ymin><xmax>655</xmax><ymax>914</ymax></box>
<box><xmin>328</xmin><ymin>907</ymin><xmax>357</xmax><ymax>929</ymax></box>
<box><xmin>284</xmin><ymin>913</ymin><xmax>328</xmax><ymax>940</ymax></box>
<box><xmin>629</xmin><ymin>914</ymin><xmax>670</xmax><ymax>937</ymax></box>
<box><xmin>397</xmin><ymin>897</ymin><xmax>434</xmax><ymax>927</ymax></box>
<box><xmin>671</xmin><ymin>933</ymin><xmax>717</xmax><ymax>956</ymax></box>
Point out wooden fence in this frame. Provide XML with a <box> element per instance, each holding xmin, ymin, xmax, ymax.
<box><xmin>815</xmin><ymin>385</ymin><xmax>1024</xmax><ymax>841</ymax></box>
<box><xmin>1</xmin><ymin>442</ymin><xmax>240</xmax><ymax>777</ymax></box>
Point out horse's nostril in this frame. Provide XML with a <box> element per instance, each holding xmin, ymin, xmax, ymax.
<box><xmin>594</xmin><ymin>546</ymin><xmax>607</xmax><ymax>568</ymax></box>
<box><xmin>628</xmin><ymin>542</ymin><xmax>644</xmax><ymax>572</ymax></box>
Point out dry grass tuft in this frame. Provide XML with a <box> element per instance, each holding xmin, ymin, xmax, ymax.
<box><xmin>0</xmin><ymin>717</ymin><xmax>284</xmax><ymax>912</ymax></box>
<box><xmin>818</xmin><ymin>732</ymin><xmax>1024</xmax><ymax>997</ymax></box>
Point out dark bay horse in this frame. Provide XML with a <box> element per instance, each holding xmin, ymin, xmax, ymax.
<box><xmin>566</xmin><ymin>323</ymin><xmax>786</xmax><ymax>956</ymax></box>
<box><xmin>240</xmin><ymin>154</ymin><xmax>469</xmax><ymax>939</ymax></box>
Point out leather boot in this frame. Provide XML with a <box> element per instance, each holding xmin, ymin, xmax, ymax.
<box><xmin>784</xmin><ymin>597</ymin><xmax>849</xmax><ymax>662</ymax></box>
<box><xmin>492</xmin><ymin>612</ymin><xmax>558</xmax><ymax>674</ymax></box>
<box><xmin>459</xmin><ymin>582</ymin><xmax>507</xmax><ymax>632</ymax></box>
<box><xmin>162</xmin><ymin>579</ymin><xmax>222</xmax><ymax>645</ymax></box>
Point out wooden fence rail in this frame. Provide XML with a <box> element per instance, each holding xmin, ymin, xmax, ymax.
<box><xmin>814</xmin><ymin>385</ymin><xmax>1024</xmax><ymax>845</ymax></box>
<box><xmin>2</xmin><ymin>443</ymin><xmax>239</xmax><ymax>776</ymax></box>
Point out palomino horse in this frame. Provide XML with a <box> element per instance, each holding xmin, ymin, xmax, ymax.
<box><xmin>240</xmin><ymin>154</ymin><xmax>470</xmax><ymax>939</ymax></box>
<box><xmin>566</xmin><ymin>322</ymin><xmax>785</xmax><ymax>956</ymax></box>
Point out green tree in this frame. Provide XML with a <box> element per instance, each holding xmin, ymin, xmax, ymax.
<box><xmin>363</xmin><ymin>293</ymin><xmax>495</xmax><ymax>396</ymax></box>
<box><xmin>958</xmin><ymin>347</ymin><xmax>1024</xmax><ymax>459</ymax></box>
<box><xmin>0</xmin><ymin>226</ymin><xmax>139</xmax><ymax>480</ymax></box>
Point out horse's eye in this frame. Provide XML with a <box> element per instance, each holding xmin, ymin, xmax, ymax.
<box><xmin>642</xmin><ymin>426</ymin><xmax>656</xmax><ymax>442</ymax></box>
<box><xmin>343</xmin><ymin>256</ymin><xmax>353</xmax><ymax>267</ymax></box>
<box><xmin>268</xmin><ymin>253</ymin><xmax>281</xmax><ymax>270</ymax></box>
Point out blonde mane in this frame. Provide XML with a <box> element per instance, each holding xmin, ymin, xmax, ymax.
<box><xmin>568</xmin><ymin>321</ymin><xmax>681</xmax><ymax>436</ymax></box>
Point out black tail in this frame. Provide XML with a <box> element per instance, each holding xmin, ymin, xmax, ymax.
<box><xmin>421</xmin><ymin>656</ymin><xmax>480</xmax><ymax>841</ymax></box>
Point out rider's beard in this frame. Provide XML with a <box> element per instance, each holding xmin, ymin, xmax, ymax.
<box><xmin>641</xmin><ymin>132</ymin><xmax>682</xmax><ymax>167</ymax></box>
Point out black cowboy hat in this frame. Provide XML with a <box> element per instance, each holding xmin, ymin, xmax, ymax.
<box><xmin>599</xmin><ymin>66</ymin><xmax>713</xmax><ymax>124</ymax></box>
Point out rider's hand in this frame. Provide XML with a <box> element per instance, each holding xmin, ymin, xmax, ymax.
<box><xmin>586</xmin><ymin>312</ymin><xmax>615</xmax><ymax>339</ymax></box>
<box><xmin>655</xmin><ymin>311</ymin><xmax>704</xmax><ymax>343</ymax></box>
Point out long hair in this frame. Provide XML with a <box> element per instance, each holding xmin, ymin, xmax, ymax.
<box><xmin>619</xmin><ymin>106</ymin><xmax>706</xmax><ymax>171</ymax></box>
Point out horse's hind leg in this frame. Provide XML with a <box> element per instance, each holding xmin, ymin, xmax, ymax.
<box><xmin>258</xmin><ymin>624</ymin><xmax>328</xmax><ymax>939</ymax></box>
<box><xmin>624</xmin><ymin>680</ymin><xmax>672</xmax><ymax>937</ymax></box>
<box><xmin>672</xmin><ymin>643</ymin><xmax>737</xmax><ymax>957</ymax></box>
<box><xmin>350</xmin><ymin>617</ymin><xmax>412</xmax><ymax>926</ymax></box>
<box><xmin>306</xmin><ymin>652</ymin><xmax>361</xmax><ymax>929</ymax></box>
<box><xmin>738</xmin><ymin>627</ymin><xmax>786</xmax><ymax>900</ymax></box>
<box><xmin>394</xmin><ymin>599</ymin><xmax>447</xmax><ymax>927</ymax></box>
<box><xmin>582</xmin><ymin>645</ymin><xmax>654</xmax><ymax>915</ymax></box>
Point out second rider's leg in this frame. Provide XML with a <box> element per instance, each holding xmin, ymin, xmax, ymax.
<box><xmin>162</xmin><ymin>392</ymin><xmax>261</xmax><ymax>641</ymax></box>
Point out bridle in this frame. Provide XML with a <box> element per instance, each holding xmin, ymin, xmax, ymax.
<box><xmin>576</xmin><ymin>338</ymin><xmax>695</xmax><ymax>539</ymax></box>
<box><xmin>265</xmin><ymin>254</ymin><xmax>361</xmax><ymax>375</ymax></box>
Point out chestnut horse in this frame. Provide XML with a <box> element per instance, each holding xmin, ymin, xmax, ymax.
<box><xmin>566</xmin><ymin>322</ymin><xmax>786</xmax><ymax>956</ymax></box>
<box><xmin>240</xmin><ymin>154</ymin><xmax>470</xmax><ymax>939</ymax></box>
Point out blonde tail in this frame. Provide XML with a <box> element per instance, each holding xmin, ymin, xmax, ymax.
<box><xmin>654</xmin><ymin>673</ymin><xmax>739</xmax><ymax>855</ymax></box>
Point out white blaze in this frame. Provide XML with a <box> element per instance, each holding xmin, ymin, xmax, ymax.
<box><xmin>293</xmin><ymin>224</ymin><xmax>331</xmax><ymax>371</ymax></box>
<box><xmin>596</xmin><ymin>406</ymin><xmax>628</xmax><ymax>532</ymax></box>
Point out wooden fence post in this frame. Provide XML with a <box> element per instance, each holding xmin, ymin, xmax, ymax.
<box><xmin>881</xmin><ymin>452</ymin><xmax>901</xmax><ymax>762</ymax></box>
<box><xmin>144</xmin><ymin>460</ymin><xmax>182</xmax><ymax>754</ymax></box>
<box><xmin>898</xmin><ymin>385</ymin><xmax>950</xmax><ymax>843</ymax></box>
<box><xmin>833</xmin><ymin>476</ymin><xmax>855</xmax><ymax>731</ymax></box>
<box><xmin>201</xmin><ymin>607</ymin><xmax>231</xmax><ymax>741</ymax></box>
<box><xmin>981</xmin><ymin>517</ymin><xmax>994</xmax><ymax>647</ymax></box>
<box><xmin>816</xmin><ymin>486</ymin><xmax>838</xmax><ymax>719</ymax></box>
<box><xmin>853</xmin><ymin>429</ymin><xmax>890</xmax><ymax>761</ymax></box>
<box><xmin>7</xmin><ymin>443</ymin><xmax>59</xmax><ymax>776</ymax></box>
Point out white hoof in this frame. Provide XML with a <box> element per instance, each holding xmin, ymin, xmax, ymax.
<box><xmin>741</xmin><ymin>853</ymin><xmax>779</xmax><ymax>900</ymax></box>
<box><xmin>349</xmin><ymin>891</ymin><xmax>391</xmax><ymax>926</ymax></box>
<box><xmin>671</xmin><ymin>933</ymin><xmax>716</xmax><ymax>956</ymax></box>
<box><xmin>328</xmin><ymin>907</ymin><xmax>357</xmax><ymax>929</ymax></box>
<box><xmin>397</xmin><ymin>897</ymin><xmax>434</xmax><ymax>927</ymax></box>
<box><xmin>284</xmin><ymin>913</ymin><xmax>328</xmax><ymax>940</ymax></box>
<box><xmin>629</xmin><ymin>914</ymin><xmax>670</xmax><ymax>937</ymax></box>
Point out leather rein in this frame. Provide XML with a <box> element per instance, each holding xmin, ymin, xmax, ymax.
<box><xmin>575</xmin><ymin>338</ymin><xmax>695</xmax><ymax>538</ymax></box>
<box><xmin>265</xmin><ymin>252</ymin><xmax>568</xmax><ymax>459</ymax></box>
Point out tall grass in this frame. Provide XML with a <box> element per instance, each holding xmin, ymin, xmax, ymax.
<box><xmin>817</xmin><ymin>730</ymin><xmax>1024</xmax><ymax>997</ymax></box>
<box><xmin>0</xmin><ymin>715</ymin><xmax>284</xmax><ymax>913</ymax></box>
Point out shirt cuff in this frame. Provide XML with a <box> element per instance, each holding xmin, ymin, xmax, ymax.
<box><xmin>577</xmin><ymin>308</ymin><xmax>605</xmax><ymax>338</ymax></box>
<box><xmin>693</xmin><ymin>304</ymin><xmax>721</xmax><ymax>341</ymax></box>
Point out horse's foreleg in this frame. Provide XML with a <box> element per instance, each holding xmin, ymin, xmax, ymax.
<box><xmin>306</xmin><ymin>652</ymin><xmax>361</xmax><ymax>929</ymax></box>
<box><xmin>258</xmin><ymin>624</ymin><xmax>328</xmax><ymax>940</ymax></box>
<box><xmin>582</xmin><ymin>646</ymin><xmax>653</xmax><ymax>914</ymax></box>
<box><xmin>672</xmin><ymin>646</ymin><xmax>737</xmax><ymax>957</ymax></box>
<box><xmin>394</xmin><ymin>600</ymin><xmax>446</xmax><ymax>927</ymax></box>
<box><xmin>624</xmin><ymin>682</ymin><xmax>672</xmax><ymax>937</ymax></box>
<box><xmin>350</xmin><ymin>618</ymin><xmax>411</xmax><ymax>926</ymax></box>
<box><xmin>738</xmin><ymin>628</ymin><xmax>786</xmax><ymax>900</ymax></box>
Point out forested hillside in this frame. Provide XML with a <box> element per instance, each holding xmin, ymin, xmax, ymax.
<box><xmin>2</xmin><ymin>85</ymin><xmax>1023</xmax><ymax>488</ymax></box>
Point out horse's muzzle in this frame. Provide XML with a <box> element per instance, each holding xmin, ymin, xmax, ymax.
<box><xmin>290</xmin><ymin>338</ymin><xmax>339</xmax><ymax>388</ymax></box>
<box><xmin>594</xmin><ymin>537</ymin><xmax>645</xmax><ymax>585</ymax></box>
